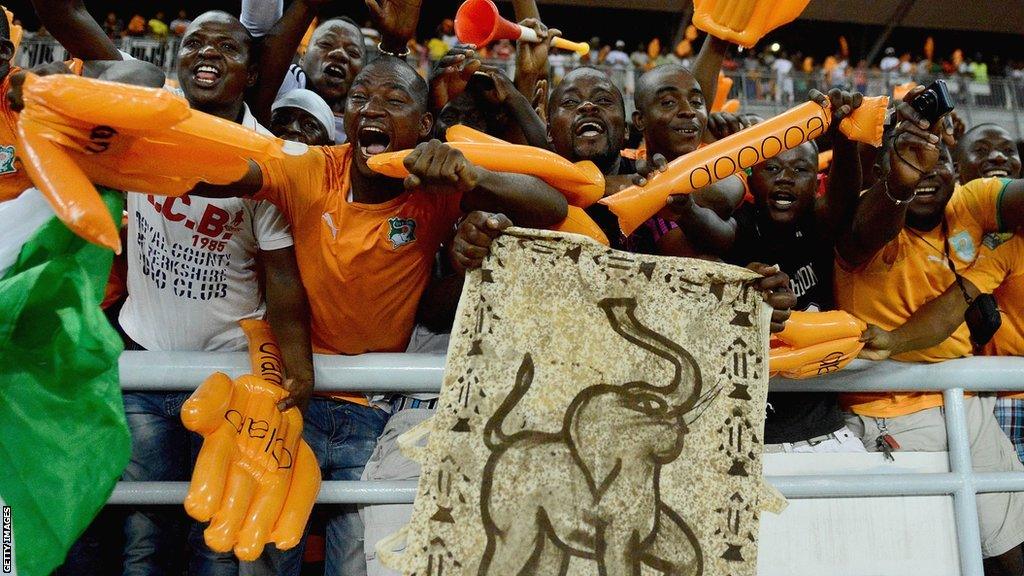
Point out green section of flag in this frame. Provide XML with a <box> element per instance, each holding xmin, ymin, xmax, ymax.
<box><xmin>0</xmin><ymin>189</ymin><xmax>129</xmax><ymax>576</ymax></box>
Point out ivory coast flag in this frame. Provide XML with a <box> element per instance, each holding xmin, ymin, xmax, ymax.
<box><xmin>0</xmin><ymin>188</ymin><xmax>129</xmax><ymax>576</ymax></box>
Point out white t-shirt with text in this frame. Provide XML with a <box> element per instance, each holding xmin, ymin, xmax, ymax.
<box><xmin>118</xmin><ymin>107</ymin><xmax>294</xmax><ymax>351</ymax></box>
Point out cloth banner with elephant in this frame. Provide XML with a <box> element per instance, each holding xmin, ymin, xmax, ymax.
<box><xmin>386</xmin><ymin>228</ymin><xmax>779</xmax><ymax>576</ymax></box>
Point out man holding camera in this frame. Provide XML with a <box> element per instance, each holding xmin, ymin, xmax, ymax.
<box><xmin>836</xmin><ymin>85</ymin><xmax>1024</xmax><ymax>572</ymax></box>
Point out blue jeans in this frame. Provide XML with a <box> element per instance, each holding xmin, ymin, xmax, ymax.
<box><xmin>122</xmin><ymin>392</ymin><xmax>238</xmax><ymax>576</ymax></box>
<box><xmin>241</xmin><ymin>398</ymin><xmax>388</xmax><ymax>576</ymax></box>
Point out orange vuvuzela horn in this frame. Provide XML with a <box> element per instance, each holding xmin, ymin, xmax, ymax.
<box><xmin>444</xmin><ymin>126</ymin><xmax>610</xmax><ymax>245</ymax></box>
<box><xmin>455</xmin><ymin>0</ymin><xmax>590</xmax><ymax>56</ymax></box>
<box><xmin>367</xmin><ymin>139</ymin><xmax>605</xmax><ymax>208</ymax></box>
<box><xmin>600</xmin><ymin>95</ymin><xmax>888</xmax><ymax>235</ymax></box>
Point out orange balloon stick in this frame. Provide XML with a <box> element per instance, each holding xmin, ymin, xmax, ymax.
<box><xmin>600</xmin><ymin>96</ymin><xmax>888</xmax><ymax>235</ymax></box>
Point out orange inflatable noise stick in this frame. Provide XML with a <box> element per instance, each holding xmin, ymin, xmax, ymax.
<box><xmin>692</xmin><ymin>0</ymin><xmax>812</xmax><ymax>49</ymax></box>
<box><xmin>893</xmin><ymin>81</ymin><xmax>918</xmax><ymax>103</ymax></box>
<box><xmin>600</xmin><ymin>96</ymin><xmax>888</xmax><ymax>236</ymax></box>
<box><xmin>711</xmin><ymin>73</ymin><xmax>734</xmax><ymax>113</ymax></box>
<box><xmin>768</xmin><ymin>310</ymin><xmax>867</xmax><ymax>379</ymax></box>
<box><xmin>770</xmin><ymin>336</ymin><xmax>863</xmax><ymax>379</ymax></box>
<box><xmin>368</xmin><ymin>137</ymin><xmax>605</xmax><ymax>209</ymax></box>
<box><xmin>553</xmin><ymin>205</ymin><xmax>610</xmax><ymax>245</ymax></box>
<box><xmin>444</xmin><ymin>126</ymin><xmax>610</xmax><ymax>245</ymax></box>
<box><xmin>817</xmin><ymin>149</ymin><xmax>833</xmax><ymax>172</ymax></box>
<box><xmin>182</xmin><ymin>321</ymin><xmax>321</xmax><ymax>562</ymax></box>
<box><xmin>445</xmin><ymin>124</ymin><xmax>505</xmax><ymax>145</ymax></box>
<box><xmin>775</xmin><ymin>310</ymin><xmax>866</xmax><ymax>349</ymax></box>
<box><xmin>455</xmin><ymin>0</ymin><xmax>590</xmax><ymax>56</ymax></box>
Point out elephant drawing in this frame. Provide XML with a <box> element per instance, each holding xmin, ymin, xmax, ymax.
<box><xmin>478</xmin><ymin>297</ymin><xmax>704</xmax><ymax>576</ymax></box>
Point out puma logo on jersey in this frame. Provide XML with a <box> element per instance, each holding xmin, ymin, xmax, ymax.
<box><xmin>387</xmin><ymin>217</ymin><xmax>417</xmax><ymax>249</ymax></box>
<box><xmin>0</xmin><ymin>145</ymin><xmax>16</xmax><ymax>175</ymax></box>
<box><xmin>322</xmin><ymin>213</ymin><xmax>339</xmax><ymax>239</ymax></box>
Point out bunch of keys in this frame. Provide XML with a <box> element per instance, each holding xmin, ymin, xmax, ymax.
<box><xmin>876</xmin><ymin>433</ymin><xmax>901</xmax><ymax>462</ymax></box>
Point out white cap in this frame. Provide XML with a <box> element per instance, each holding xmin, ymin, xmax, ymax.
<box><xmin>271</xmin><ymin>89</ymin><xmax>336</xmax><ymax>143</ymax></box>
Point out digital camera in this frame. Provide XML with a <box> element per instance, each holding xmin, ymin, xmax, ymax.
<box><xmin>909</xmin><ymin>79</ymin><xmax>955</xmax><ymax>126</ymax></box>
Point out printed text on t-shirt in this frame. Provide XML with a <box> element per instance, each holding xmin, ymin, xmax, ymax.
<box><xmin>134</xmin><ymin>195</ymin><xmax>246</xmax><ymax>301</ymax></box>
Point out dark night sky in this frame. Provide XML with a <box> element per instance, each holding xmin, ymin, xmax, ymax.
<box><xmin>6</xmin><ymin>1</ymin><xmax>1024</xmax><ymax>64</ymax></box>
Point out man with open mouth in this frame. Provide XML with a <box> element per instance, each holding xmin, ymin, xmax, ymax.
<box><xmin>122</xmin><ymin>19</ymin><xmax>310</xmax><ymax>576</ymax></box>
<box><xmin>726</xmin><ymin>89</ymin><xmax>868</xmax><ymax>454</ymax></box>
<box><xmin>241</xmin><ymin>0</ymin><xmax>421</xmax><ymax>145</ymax></box>
<box><xmin>837</xmin><ymin>86</ymin><xmax>1024</xmax><ymax>573</ymax></box>
<box><xmin>958</xmin><ymin>124</ymin><xmax>1022</xmax><ymax>183</ymax></box>
<box><xmin>24</xmin><ymin>4</ymin><xmax>315</xmax><ymax>575</ymax></box>
<box><xmin>190</xmin><ymin>55</ymin><xmax>567</xmax><ymax>576</ymax></box>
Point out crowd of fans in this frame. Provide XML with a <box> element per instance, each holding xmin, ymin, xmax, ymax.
<box><xmin>5</xmin><ymin>0</ymin><xmax>1024</xmax><ymax>575</ymax></box>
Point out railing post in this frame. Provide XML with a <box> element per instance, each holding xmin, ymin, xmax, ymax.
<box><xmin>943</xmin><ymin>388</ymin><xmax>984</xmax><ymax>576</ymax></box>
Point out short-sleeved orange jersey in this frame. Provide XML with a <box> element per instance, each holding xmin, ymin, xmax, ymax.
<box><xmin>836</xmin><ymin>177</ymin><xmax>1011</xmax><ymax>417</ymax></box>
<box><xmin>255</xmin><ymin>144</ymin><xmax>463</xmax><ymax>356</ymax></box>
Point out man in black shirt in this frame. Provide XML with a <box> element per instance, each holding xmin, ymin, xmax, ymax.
<box><xmin>727</xmin><ymin>89</ymin><xmax>867</xmax><ymax>449</ymax></box>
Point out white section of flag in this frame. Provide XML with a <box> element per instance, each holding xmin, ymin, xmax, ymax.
<box><xmin>0</xmin><ymin>189</ymin><xmax>54</xmax><ymax>278</ymax></box>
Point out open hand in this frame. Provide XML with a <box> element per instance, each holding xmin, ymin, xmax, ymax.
<box><xmin>705</xmin><ymin>112</ymin><xmax>747</xmax><ymax>141</ymax></box>
<box><xmin>366</xmin><ymin>0</ymin><xmax>423</xmax><ymax>51</ymax></box>
<box><xmin>429</xmin><ymin>44</ymin><xmax>481</xmax><ymax>110</ymax></box>
<box><xmin>810</xmin><ymin>88</ymin><xmax>864</xmax><ymax>129</ymax></box>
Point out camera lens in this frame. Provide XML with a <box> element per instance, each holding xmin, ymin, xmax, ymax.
<box><xmin>914</xmin><ymin>89</ymin><xmax>938</xmax><ymax>120</ymax></box>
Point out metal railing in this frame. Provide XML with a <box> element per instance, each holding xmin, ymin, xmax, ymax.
<box><xmin>110</xmin><ymin>352</ymin><xmax>1024</xmax><ymax>576</ymax></box>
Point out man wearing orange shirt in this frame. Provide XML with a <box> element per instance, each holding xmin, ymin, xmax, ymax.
<box><xmin>837</xmin><ymin>89</ymin><xmax>1024</xmax><ymax>571</ymax></box>
<box><xmin>194</xmin><ymin>55</ymin><xmax>567</xmax><ymax>574</ymax></box>
<box><xmin>859</xmin><ymin>123</ymin><xmax>1024</xmax><ymax>469</ymax></box>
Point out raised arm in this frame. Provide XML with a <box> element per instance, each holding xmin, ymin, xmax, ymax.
<box><xmin>366</xmin><ymin>0</ymin><xmax>424</xmax><ymax>56</ymax></box>
<box><xmin>247</xmin><ymin>0</ymin><xmax>325</xmax><ymax>125</ymax></box>
<box><xmin>402</xmin><ymin>140</ymin><xmax>568</xmax><ymax>227</ymax></box>
<box><xmin>514</xmin><ymin>18</ymin><xmax>558</xmax><ymax>105</ymax></box>
<box><xmin>814</xmin><ymin>88</ymin><xmax>864</xmax><ymax>238</ymax></box>
<box><xmin>478</xmin><ymin>66</ymin><xmax>551</xmax><ymax>149</ymax></box>
<box><xmin>30</xmin><ymin>0</ymin><xmax>121</xmax><ymax>60</ymax></box>
<box><xmin>511</xmin><ymin>0</ymin><xmax>541</xmax><ymax>21</ymax></box>
<box><xmin>261</xmin><ymin>246</ymin><xmax>315</xmax><ymax>411</ymax></box>
<box><xmin>240</xmin><ymin>0</ymin><xmax>284</xmax><ymax>38</ymax></box>
<box><xmin>835</xmin><ymin>88</ymin><xmax>943</xmax><ymax>268</ymax></box>
<box><xmin>691</xmin><ymin>35</ymin><xmax>731</xmax><ymax>110</ymax></box>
